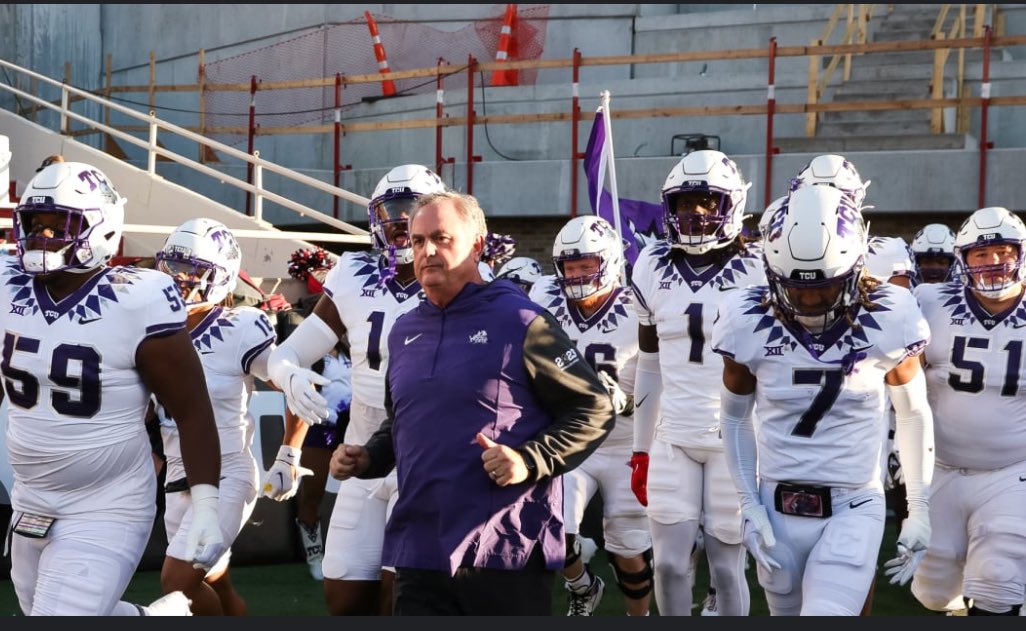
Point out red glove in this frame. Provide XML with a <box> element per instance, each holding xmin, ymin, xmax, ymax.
<box><xmin>629</xmin><ymin>452</ymin><xmax>650</xmax><ymax>507</ymax></box>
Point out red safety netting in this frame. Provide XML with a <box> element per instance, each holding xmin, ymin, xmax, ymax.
<box><xmin>202</xmin><ymin>5</ymin><xmax>550</xmax><ymax>148</ymax></box>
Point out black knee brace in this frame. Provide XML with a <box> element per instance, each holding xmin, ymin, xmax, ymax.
<box><xmin>607</xmin><ymin>548</ymin><xmax>654</xmax><ymax>600</ymax></box>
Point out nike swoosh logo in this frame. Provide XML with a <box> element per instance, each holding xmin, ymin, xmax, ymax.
<box><xmin>849</xmin><ymin>498</ymin><xmax>873</xmax><ymax>509</ymax></box>
<box><xmin>79</xmin><ymin>316</ymin><xmax>102</xmax><ymax>324</ymax></box>
<box><xmin>635</xmin><ymin>394</ymin><xmax>649</xmax><ymax>408</ymax></box>
<box><xmin>718</xmin><ymin>286</ymin><xmax>735</xmax><ymax>292</ymax></box>
<box><xmin>404</xmin><ymin>333</ymin><xmax>422</xmax><ymax>345</ymax></box>
<box><xmin>1019</xmin><ymin>475</ymin><xmax>1026</xmax><ymax>481</ymax></box>
<box><xmin>1014</xmin><ymin>323</ymin><xmax>1026</xmax><ymax>329</ymax></box>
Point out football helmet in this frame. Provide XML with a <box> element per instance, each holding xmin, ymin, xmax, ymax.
<box><xmin>910</xmin><ymin>223</ymin><xmax>956</xmax><ymax>283</ymax></box>
<box><xmin>865</xmin><ymin>236</ymin><xmax>916</xmax><ymax>284</ymax></box>
<box><xmin>953</xmin><ymin>206</ymin><xmax>1026</xmax><ymax>300</ymax></box>
<box><xmin>156</xmin><ymin>218</ymin><xmax>242</xmax><ymax>307</ymax></box>
<box><xmin>552</xmin><ymin>215</ymin><xmax>624</xmax><ymax>301</ymax></box>
<box><xmin>758</xmin><ymin>195</ymin><xmax>788</xmax><ymax>239</ymax></box>
<box><xmin>789</xmin><ymin>154</ymin><xmax>870</xmax><ymax>210</ymax></box>
<box><xmin>661</xmin><ymin>150</ymin><xmax>750</xmax><ymax>255</ymax></box>
<box><xmin>13</xmin><ymin>161</ymin><xmax>126</xmax><ymax>274</ymax></box>
<box><xmin>368</xmin><ymin>164</ymin><xmax>446</xmax><ymax>265</ymax></box>
<box><xmin>495</xmin><ymin>256</ymin><xmax>545</xmax><ymax>292</ymax></box>
<box><xmin>763</xmin><ymin>185</ymin><xmax>868</xmax><ymax>332</ymax></box>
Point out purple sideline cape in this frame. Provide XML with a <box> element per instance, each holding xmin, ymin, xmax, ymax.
<box><xmin>583</xmin><ymin>109</ymin><xmax>664</xmax><ymax>267</ymax></box>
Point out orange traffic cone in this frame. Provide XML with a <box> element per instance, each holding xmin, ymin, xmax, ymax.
<box><xmin>491</xmin><ymin>4</ymin><xmax>519</xmax><ymax>87</ymax></box>
<box><xmin>364</xmin><ymin>11</ymin><xmax>396</xmax><ymax>97</ymax></box>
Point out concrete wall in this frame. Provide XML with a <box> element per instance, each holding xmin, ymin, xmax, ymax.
<box><xmin>3</xmin><ymin>4</ymin><xmax>1026</xmax><ymax>230</ymax></box>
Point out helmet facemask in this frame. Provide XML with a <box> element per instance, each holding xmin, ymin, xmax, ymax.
<box><xmin>155</xmin><ymin>253</ymin><xmax>231</xmax><ymax>306</ymax></box>
<box><xmin>956</xmin><ymin>241</ymin><xmax>1026</xmax><ymax>301</ymax></box>
<box><xmin>554</xmin><ymin>253</ymin><xmax>610</xmax><ymax>301</ymax></box>
<box><xmin>663</xmin><ymin>188</ymin><xmax>742</xmax><ymax>255</ymax></box>
<box><xmin>14</xmin><ymin>206</ymin><xmax>93</xmax><ymax>275</ymax></box>
<box><xmin>915</xmin><ymin>253</ymin><xmax>956</xmax><ymax>283</ymax></box>
<box><xmin>370</xmin><ymin>195</ymin><xmax>417</xmax><ymax>266</ymax></box>
<box><xmin>767</xmin><ymin>261</ymin><xmax>864</xmax><ymax>333</ymax></box>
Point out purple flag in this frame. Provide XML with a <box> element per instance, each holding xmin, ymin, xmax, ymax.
<box><xmin>583</xmin><ymin>109</ymin><xmax>665</xmax><ymax>267</ymax></box>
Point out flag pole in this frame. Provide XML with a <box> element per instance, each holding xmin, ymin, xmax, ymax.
<box><xmin>599</xmin><ymin>90</ymin><xmax>627</xmax><ymax>285</ymax></box>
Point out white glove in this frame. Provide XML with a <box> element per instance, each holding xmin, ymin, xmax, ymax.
<box><xmin>883</xmin><ymin>509</ymin><xmax>930</xmax><ymax>586</ymax></box>
<box><xmin>184</xmin><ymin>484</ymin><xmax>227</xmax><ymax>570</ymax></box>
<box><xmin>276</xmin><ymin>364</ymin><xmax>330</xmax><ymax>426</ymax></box>
<box><xmin>886</xmin><ymin>451</ymin><xmax>905</xmax><ymax>490</ymax></box>
<box><xmin>261</xmin><ymin>445</ymin><xmax>314</xmax><ymax>501</ymax></box>
<box><xmin>597</xmin><ymin>369</ymin><xmax>630</xmax><ymax>416</ymax></box>
<box><xmin>741</xmin><ymin>504</ymin><xmax>781</xmax><ymax>573</ymax></box>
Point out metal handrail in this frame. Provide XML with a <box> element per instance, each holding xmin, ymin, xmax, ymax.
<box><xmin>0</xmin><ymin>57</ymin><xmax>371</xmax><ymax>244</ymax></box>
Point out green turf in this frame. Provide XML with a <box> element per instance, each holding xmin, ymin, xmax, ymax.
<box><xmin>0</xmin><ymin>520</ymin><xmax>941</xmax><ymax>616</ymax></box>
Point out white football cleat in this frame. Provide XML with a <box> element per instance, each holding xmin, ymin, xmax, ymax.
<box><xmin>145</xmin><ymin>591</ymin><xmax>193</xmax><ymax>616</ymax></box>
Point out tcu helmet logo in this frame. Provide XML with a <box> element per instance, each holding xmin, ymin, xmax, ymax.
<box><xmin>836</xmin><ymin>200</ymin><xmax>862</xmax><ymax>239</ymax></box>
<box><xmin>210</xmin><ymin>228</ymin><xmax>241</xmax><ymax>262</ymax></box>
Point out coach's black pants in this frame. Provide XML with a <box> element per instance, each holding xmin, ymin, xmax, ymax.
<box><xmin>393</xmin><ymin>547</ymin><xmax>554</xmax><ymax>615</ymax></box>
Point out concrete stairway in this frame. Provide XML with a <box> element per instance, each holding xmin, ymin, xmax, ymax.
<box><xmin>776</xmin><ymin>4</ymin><xmax>986</xmax><ymax>154</ymax></box>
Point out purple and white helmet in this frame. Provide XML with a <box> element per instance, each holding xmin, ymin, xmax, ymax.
<box><xmin>763</xmin><ymin>185</ymin><xmax>868</xmax><ymax>332</ymax></box>
<box><xmin>495</xmin><ymin>256</ymin><xmax>545</xmax><ymax>292</ymax></box>
<box><xmin>156</xmin><ymin>218</ymin><xmax>242</xmax><ymax>307</ymax></box>
<box><xmin>552</xmin><ymin>215</ymin><xmax>624</xmax><ymax>300</ymax></box>
<box><xmin>13</xmin><ymin>161</ymin><xmax>126</xmax><ymax>274</ymax></box>
<box><xmin>953</xmin><ymin>206</ymin><xmax>1026</xmax><ymax>300</ymax></box>
<box><xmin>661</xmin><ymin>150</ymin><xmax>750</xmax><ymax>255</ymax></box>
<box><xmin>368</xmin><ymin>164</ymin><xmax>446</xmax><ymax>265</ymax></box>
<box><xmin>789</xmin><ymin>154</ymin><xmax>870</xmax><ymax>210</ymax></box>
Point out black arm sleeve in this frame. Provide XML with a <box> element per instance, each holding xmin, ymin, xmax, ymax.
<box><xmin>357</xmin><ymin>373</ymin><xmax>397</xmax><ymax>479</ymax></box>
<box><xmin>517</xmin><ymin>311</ymin><xmax>615</xmax><ymax>482</ymax></box>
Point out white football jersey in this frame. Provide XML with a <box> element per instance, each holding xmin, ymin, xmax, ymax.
<box><xmin>712</xmin><ymin>283</ymin><xmax>930</xmax><ymax>487</ymax></box>
<box><xmin>630</xmin><ymin>240</ymin><xmax>766</xmax><ymax>449</ymax></box>
<box><xmin>157</xmin><ymin>305</ymin><xmax>277</xmax><ymax>459</ymax></box>
<box><xmin>0</xmin><ymin>262</ymin><xmax>187</xmax><ymax>516</ymax></box>
<box><xmin>915</xmin><ymin>282</ymin><xmax>1026</xmax><ymax>470</ymax></box>
<box><xmin>529</xmin><ymin>275</ymin><xmax>639</xmax><ymax>446</ymax></box>
<box><xmin>866</xmin><ymin>236</ymin><xmax>916</xmax><ymax>283</ymax></box>
<box><xmin>321</xmin><ymin>251</ymin><xmax>422</xmax><ymax>443</ymax></box>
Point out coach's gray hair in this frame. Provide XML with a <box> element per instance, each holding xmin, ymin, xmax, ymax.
<box><xmin>410</xmin><ymin>190</ymin><xmax>489</xmax><ymax>239</ymax></box>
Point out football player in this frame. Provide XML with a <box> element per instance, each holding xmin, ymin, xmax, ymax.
<box><xmin>713</xmin><ymin>184</ymin><xmax>934</xmax><ymax>615</ymax></box>
<box><xmin>153</xmin><ymin>218</ymin><xmax>289</xmax><ymax>615</ymax></box>
<box><xmin>266</xmin><ymin>164</ymin><xmax>445</xmax><ymax>615</ymax></box>
<box><xmin>630</xmin><ymin>149</ymin><xmax>763</xmax><ymax>615</ymax></box>
<box><xmin>529</xmin><ymin>216</ymin><xmax>652</xmax><ymax>616</ymax></box>
<box><xmin>3</xmin><ymin>161</ymin><xmax>223</xmax><ymax>615</ymax></box>
<box><xmin>910</xmin><ymin>223</ymin><xmax>956</xmax><ymax>285</ymax></box>
<box><xmin>910</xmin><ymin>206</ymin><xmax>1026</xmax><ymax>616</ymax></box>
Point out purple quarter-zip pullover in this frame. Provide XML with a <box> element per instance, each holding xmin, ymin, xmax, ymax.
<box><xmin>360</xmin><ymin>279</ymin><xmax>614</xmax><ymax>575</ymax></box>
